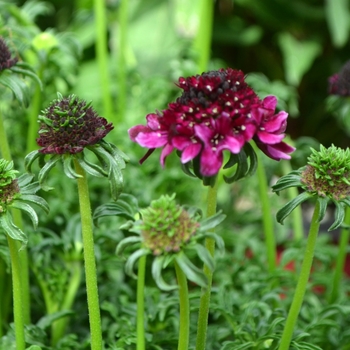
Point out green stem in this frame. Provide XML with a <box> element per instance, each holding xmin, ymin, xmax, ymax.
<box><xmin>175</xmin><ymin>261</ymin><xmax>190</xmax><ymax>350</ymax></box>
<box><xmin>195</xmin><ymin>180</ymin><xmax>218</xmax><ymax>350</ymax></box>
<box><xmin>255</xmin><ymin>148</ymin><xmax>276</xmax><ymax>272</ymax></box>
<box><xmin>0</xmin><ymin>108</ymin><xmax>31</xmax><ymax>324</ymax></box>
<box><xmin>193</xmin><ymin>0</ymin><xmax>214</xmax><ymax>72</ymax></box>
<box><xmin>74</xmin><ymin>159</ymin><xmax>103</xmax><ymax>350</ymax></box>
<box><xmin>94</xmin><ymin>0</ymin><xmax>113</xmax><ymax>121</ymax></box>
<box><xmin>6</xmin><ymin>235</ymin><xmax>26</xmax><ymax>350</ymax></box>
<box><xmin>116</xmin><ymin>0</ymin><xmax>129</xmax><ymax>123</ymax></box>
<box><xmin>51</xmin><ymin>260</ymin><xmax>82</xmax><ymax>346</ymax></box>
<box><xmin>278</xmin><ymin>200</ymin><xmax>321</xmax><ymax>350</ymax></box>
<box><xmin>329</xmin><ymin>206</ymin><xmax>350</xmax><ymax>303</ymax></box>
<box><xmin>136</xmin><ymin>254</ymin><xmax>146</xmax><ymax>350</ymax></box>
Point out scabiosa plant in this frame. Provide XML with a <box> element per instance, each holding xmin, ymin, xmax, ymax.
<box><xmin>25</xmin><ymin>93</ymin><xmax>129</xmax><ymax>350</ymax></box>
<box><xmin>107</xmin><ymin>194</ymin><xmax>225</xmax><ymax>350</ymax></box>
<box><xmin>272</xmin><ymin>145</ymin><xmax>350</xmax><ymax>350</ymax></box>
<box><xmin>0</xmin><ymin>159</ymin><xmax>48</xmax><ymax>350</ymax></box>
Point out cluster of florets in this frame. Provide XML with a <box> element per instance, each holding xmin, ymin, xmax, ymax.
<box><xmin>37</xmin><ymin>94</ymin><xmax>114</xmax><ymax>154</ymax></box>
<box><xmin>0</xmin><ymin>37</ymin><xmax>18</xmax><ymax>71</ymax></box>
<box><xmin>0</xmin><ymin>160</ymin><xmax>20</xmax><ymax>213</ymax></box>
<box><xmin>129</xmin><ymin>68</ymin><xmax>294</xmax><ymax>177</ymax></box>
<box><xmin>328</xmin><ymin>61</ymin><xmax>350</xmax><ymax>96</ymax></box>
<box><xmin>139</xmin><ymin>194</ymin><xmax>200</xmax><ymax>255</ymax></box>
<box><xmin>301</xmin><ymin>145</ymin><xmax>350</xmax><ymax>201</ymax></box>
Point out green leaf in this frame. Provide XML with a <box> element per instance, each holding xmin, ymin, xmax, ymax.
<box><xmin>63</xmin><ymin>155</ymin><xmax>81</xmax><ymax>179</ymax></box>
<box><xmin>325</xmin><ymin>0</ymin><xmax>350</xmax><ymax>48</ymax></box>
<box><xmin>18</xmin><ymin>195</ymin><xmax>49</xmax><ymax>214</ymax></box>
<box><xmin>125</xmin><ymin>248</ymin><xmax>149</xmax><ymax>279</ymax></box>
<box><xmin>36</xmin><ymin>310</ymin><xmax>74</xmax><ymax>330</ymax></box>
<box><xmin>0</xmin><ymin>71</ymin><xmax>31</xmax><ymax>106</ymax></box>
<box><xmin>77</xmin><ymin>156</ymin><xmax>107</xmax><ymax>178</ymax></box>
<box><xmin>17</xmin><ymin>173</ymin><xmax>35</xmax><ymax>188</ymax></box>
<box><xmin>0</xmin><ymin>214</ymin><xmax>27</xmax><ymax>244</ymax></box>
<box><xmin>276</xmin><ymin>192</ymin><xmax>312</xmax><ymax>224</ymax></box>
<box><xmin>278</xmin><ymin>32</ymin><xmax>322</xmax><ymax>86</ymax></box>
<box><xmin>10</xmin><ymin>65</ymin><xmax>43</xmax><ymax>90</ymax></box>
<box><xmin>316</xmin><ymin>196</ymin><xmax>329</xmax><ymax>223</ymax></box>
<box><xmin>193</xmin><ymin>243</ymin><xmax>215</xmax><ymax>271</ymax></box>
<box><xmin>151</xmin><ymin>255</ymin><xmax>177</xmax><ymax>291</ymax></box>
<box><xmin>38</xmin><ymin>155</ymin><xmax>61</xmax><ymax>191</ymax></box>
<box><xmin>24</xmin><ymin>151</ymin><xmax>44</xmax><ymax>174</ymax></box>
<box><xmin>10</xmin><ymin>201</ymin><xmax>39</xmax><ymax>229</ymax></box>
<box><xmin>175</xmin><ymin>251</ymin><xmax>208</xmax><ymax>288</ymax></box>
<box><xmin>116</xmin><ymin>236</ymin><xmax>142</xmax><ymax>255</ymax></box>
<box><xmin>199</xmin><ymin>211</ymin><xmax>226</xmax><ymax>232</ymax></box>
<box><xmin>272</xmin><ymin>170</ymin><xmax>302</xmax><ymax>193</ymax></box>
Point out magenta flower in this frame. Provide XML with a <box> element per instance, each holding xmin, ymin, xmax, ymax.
<box><xmin>253</xmin><ymin>96</ymin><xmax>295</xmax><ymax>160</ymax></box>
<box><xmin>328</xmin><ymin>60</ymin><xmax>350</xmax><ymax>96</ymax></box>
<box><xmin>129</xmin><ymin>68</ymin><xmax>294</xmax><ymax>178</ymax></box>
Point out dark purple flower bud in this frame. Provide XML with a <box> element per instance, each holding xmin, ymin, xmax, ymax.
<box><xmin>0</xmin><ymin>37</ymin><xmax>18</xmax><ymax>71</ymax></box>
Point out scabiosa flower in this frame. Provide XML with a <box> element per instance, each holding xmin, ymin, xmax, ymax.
<box><xmin>0</xmin><ymin>37</ymin><xmax>18</xmax><ymax>71</ymax></box>
<box><xmin>272</xmin><ymin>144</ymin><xmax>350</xmax><ymax>231</ymax></box>
<box><xmin>0</xmin><ymin>159</ymin><xmax>49</xmax><ymax>244</ymax></box>
<box><xmin>129</xmin><ymin>68</ymin><xmax>294</xmax><ymax>182</ymax></box>
<box><xmin>100</xmin><ymin>194</ymin><xmax>225</xmax><ymax>290</ymax></box>
<box><xmin>25</xmin><ymin>93</ymin><xmax>128</xmax><ymax>199</ymax></box>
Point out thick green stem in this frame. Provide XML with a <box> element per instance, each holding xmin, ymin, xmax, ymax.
<box><xmin>74</xmin><ymin>159</ymin><xmax>103</xmax><ymax>350</ymax></box>
<box><xmin>196</xmin><ymin>180</ymin><xmax>218</xmax><ymax>350</ymax></box>
<box><xmin>255</xmin><ymin>149</ymin><xmax>276</xmax><ymax>272</ymax></box>
<box><xmin>193</xmin><ymin>0</ymin><xmax>214</xmax><ymax>72</ymax></box>
<box><xmin>94</xmin><ymin>0</ymin><xmax>113</xmax><ymax>121</ymax></box>
<box><xmin>0</xmin><ymin>108</ymin><xmax>31</xmax><ymax>324</ymax></box>
<box><xmin>329</xmin><ymin>206</ymin><xmax>350</xmax><ymax>303</ymax></box>
<box><xmin>278</xmin><ymin>200</ymin><xmax>321</xmax><ymax>350</ymax></box>
<box><xmin>175</xmin><ymin>261</ymin><xmax>190</xmax><ymax>350</ymax></box>
<box><xmin>6</xmin><ymin>235</ymin><xmax>26</xmax><ymax>350</ymax></box>
<box><xmin>116</xmin><ymin>0</ymin><xmax>129</xmax><ymax>123</ymax></box>
<box><xmin>136</xmin><ymin>254</ymin><xmax>146</xmax><ymax>350</ymax></box>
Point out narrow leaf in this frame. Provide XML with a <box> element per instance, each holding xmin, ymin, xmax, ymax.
<box><xmin>152</xmin><ymin>256</ymin><xmax>178</xmax><ymax>291</ymax></box>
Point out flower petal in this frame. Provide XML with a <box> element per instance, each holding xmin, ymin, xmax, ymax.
<box><xmin>200</xmin><ymin>146</ymin><xmax>223</xmax><ymax>177</ymax></box>
<box><xmin>181</xmin><ymin>142</ymin><xmax>202</xmax><ymax>163</ymax></box>
<box><xmin>135</xmin><ymin>131</ymin><xmax>168</xmax><ymax>148</ymax></box>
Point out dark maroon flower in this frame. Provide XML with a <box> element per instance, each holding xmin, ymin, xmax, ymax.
<box><xmin>0</xmin><ymin>37</ymin><xmax>18</xmax><ymax>71</ymax></box>
<box><xmin>328</xmin><ymin>61</ymin><xmax>350</xmax><ymax>96</ymax></box>
<box><xmin>129</xmin><ymin>68</ymin><xmax>261</xmax><ymax>176</ymax></box>
<box><xmin>37</xmin><ymin>94</ymin><xmax>113</xmax><ymax>154</ymax></box>
<box><xmin>253</xmin><ymin>96</ymin><xmax>295</xmax><ymax>160</ymax></box>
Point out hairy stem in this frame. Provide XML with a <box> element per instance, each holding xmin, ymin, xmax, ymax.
<box><xmin>278</xmin><ymin>200</ymin><xmax>321</xmax><ymax>350</ymax></box>
<box><xmin>74</xmin><ymin>159</ymin><xmax>103</xmax><ymax>350</ymax></box>
<box><xmin>136</xmin><ymin>254</ymin><xmax>146</xmax><ymax>350</ymax></box>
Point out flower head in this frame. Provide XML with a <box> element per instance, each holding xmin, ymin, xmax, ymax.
<box><xmin>129</xmin><ymin>68</ymin><xmax>294</xmax><ymax>181</ymax></box>
<box><xmin>0</xmin><ymin>37</ymin><xmax>18</xmax><ymax>71</ymax></box>
<box><xmin>95</xmin><ymin>193</ymin><xmax>225</xmax><ymax>290</ymax></box>
<box><xmin>328</xmin><ymin>60</ymin><xmax>350</xmax><ymax>96</ymax></box>
<box><xmin>37</xmin><ymin>93</ymin><xmax>113</xmax><ymax>154</ymax></box>
<box><xmin>273</xmin><ymin>145</ymin><xmax>350</xmax><ymax>230</ymax></box>
<box><xmin>25</xmin><ymin>93</ymin><xmax>128</xmax><ymax>200</ymax></box>
<box><xmin>0</xmin><ymin>159</ymin><xmax>49</xmax><ymax>244</ymax></box>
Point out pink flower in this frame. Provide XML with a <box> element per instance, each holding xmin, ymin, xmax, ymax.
<box><xmin>253</xmin><ymin>96</ymin><xmax>295</xmax><ymax>160</ymax></box>
<box><xmin>128</xmin><ymin>68</ymin><xmax>261</xmax><ymax>177</ymax></box>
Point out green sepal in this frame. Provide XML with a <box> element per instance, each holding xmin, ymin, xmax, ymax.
<box><xmin>316</xmin><ymin>196</ymin><xmax>329</xmax><ymax>223</ymax></box>
<box><xmin>24</xmin><ymin>150</ymin><xmax>44</xmax><ymax>174</ymax></box>
<box><xmin>202</xmin><ymin>174</ymin><xmax>217</xmax><ymax>187</ymax></box>
<box><xmin>10</xmin><ymin>64</ymin><xmax>43</xmax><ymax>90</ymax></box>
<box><xmin>125</xmin><ymin>248</ymin><xmax>149</xmax><ymax>279</ymax></box>
<box><xmin>18</xmin><ymin>195</ymin><xmax>49</xmax><ymax>214</ymax></box>
<box><xmin>272</xmin><ymin>170</ymin><xmax>303</xmax><ymax>194</ymax></box>
<box><xmin>199</xmin><ymin>211</ymin><xmax>226</xmax><ymax>232</ymax></box>
<box><xmin>10</xmin><ymin>200</ymin><xmax>39</xmax><ymax>229</ymax></box>
<box><xmin>276</xmin><ymin>191</ymin><xmax>312</xmax><ymax>224</ymax></box>
<box><xmin>192</xmin><ymin>155</ymin><xmax>203</xmax><ymax>180</ymax></box>
<box><xmin>76</xmin><ymin>155</ymin><xmax>107</xmax><ymax>178</ymax></box>
<box><xmin>0</xmin><ymin>213</ymin><xmax>27</xmax><ymax>244</ymax></box>
<box><xmin>201</xmin><ymin>231</ymin><xmax>225</xmax><ymax>252</ymax></box>
<box><xmin>181</xmin><ymin>161</ymin><xmax>196</xmax><ymax>178</ymax></box>
<box><xmin>63</xmin><ymin>155</ymin><xmax>81</xmax><ymax>179</ymax></box>
<box><xmin>38</xmin><ymin>155</ymin><xmax>61</xmax><ymax>191</ymax></box>
<box><xmin>93</xmin><ymin>193</ymin><xmax>139</xmax><ymax>225</ymax></box>
<box><xmin>193</xmin><ymin>243</ymin><xmax>215</xmax><ymax>272</ymax></box>
<box><xmin>17</xmin><ymin>173</ymin><xmax>35</xmax><ymax>188</ymax></box>
<box><xmin>116</xmin><ymin>236</ymin><xmax>142</xmax><ymax>255</ymax></box>
<box><xmin>329</xmin><ymin>201</ymin><xmax>345</xmax><ymax>231</ymax></box>
<box><xmin>152</xmin><ymin>255</ymin><xmax>177</xmax><ymax>291</ymax></box>
<box><xmin>175</xmin><ymin>251</ymin><xmax>208</xmax><ymax>288</ymax></box>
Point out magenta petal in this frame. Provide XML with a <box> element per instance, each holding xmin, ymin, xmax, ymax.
<box><xmin>194</xmin><ymin>123</ymin><xmax>213</xmax><ymax>141</ymax></box>
<box><xmin>257</xmin><ymin>141</ymin><xmax>295</xmax><ymax>160</ymax></box>
<box><xmin>262</xmin><ymin>95</ymin><xmax>277</xmax><ymax>110</ymax></box>
<box><xmin>200</xmin><ymin>147</ymin><xmax>223</xmax><ymax>177</ymax></box>
<box><xmin>135</xmin><ymin>131</ymin><xmax>168</xmax><ymax>148</ymax></box>
<box><xmin>258</xmin><ymin>131</ymin><xmax>285</xmax><ymax>144</ymax></box>
<box><xmin>264</xmin><ymin>112</ymin><xmax>288</xmax><ymax>132</ymax></box>
<box><xmin>128</xmin><ymin>125</ymin><xmax>150</xmax><ymax>141</ymax></box>
<box><xmin>181</xmin><ymin>142</ymin><xmax>202</xmax><ymax>163</ymax></box>
<box><xmin>160</xmin><ymin>143</ymin><xmax>174</xmax><ymax>166</ymax></box>
<box><xmin>221</xmin><ymin>135</ymin><xmax>241</xmax><ymax>153</ymax></box>
<box><xmin>146</xmin><ymin>114</ymin><xmax>161</xmax><ymax>130</ymax></box>
<box><xmin>172</xmin><ymin>135</ymin><xmax>193</xmax><ymax>150</ymax></box>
